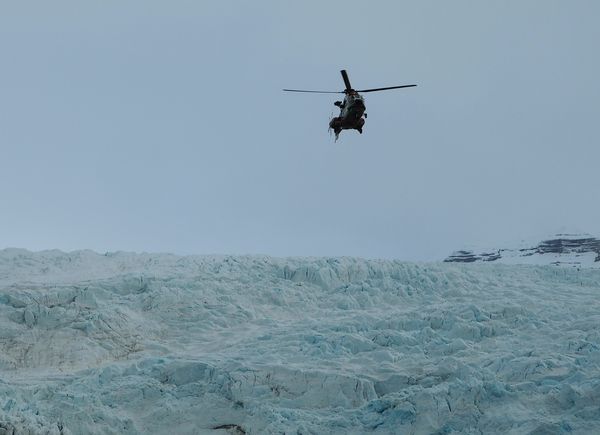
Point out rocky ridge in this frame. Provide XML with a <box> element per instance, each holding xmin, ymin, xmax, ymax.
<box><xmin>445</xmin><ymin>233</ymin><xmax>600</xmax><ymax>267</ymax></box>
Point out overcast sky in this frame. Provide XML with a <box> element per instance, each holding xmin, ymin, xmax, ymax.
<box><xmin>1</xmin><ymin>1</ymin><xmax>599</xmax><ymax>260</ymax></box>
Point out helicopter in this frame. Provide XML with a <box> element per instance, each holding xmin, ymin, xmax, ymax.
<box><xmin>283</xmin><ymin>70</ymin><xmax>416</xmax><ymax>140</ymax></box>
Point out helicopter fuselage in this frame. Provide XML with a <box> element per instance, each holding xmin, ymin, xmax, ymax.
<box><xmin>329</xmin><ymin>91</ymin><xmax>366</xmax><ymax>137</ymax></box>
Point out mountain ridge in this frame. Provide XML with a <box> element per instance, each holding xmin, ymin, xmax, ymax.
<box><xmin>445</xmin><ymin>233</ymin><xmax>600</xmax><ymax>267</ymax></box>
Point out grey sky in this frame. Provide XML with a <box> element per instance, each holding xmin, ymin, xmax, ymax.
<box><xmin>1</xmin><ymin>1</ymin><xmax>599</xmax><ymax>260</ymax></box>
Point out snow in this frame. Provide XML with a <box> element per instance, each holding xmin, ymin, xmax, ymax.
<box><xmin>1</xmin><ymin>249</ymin><xmax>600</xmax><ymax>434</ymax></box>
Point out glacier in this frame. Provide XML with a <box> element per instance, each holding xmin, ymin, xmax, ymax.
<box><xmin>1</xmin><ymin>248</ymin><xmax>600</xmax><ymax>434</ymax></box>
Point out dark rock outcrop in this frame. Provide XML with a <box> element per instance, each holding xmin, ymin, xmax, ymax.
<box><xmin>444</xmin><ymin>250</ymin><xmax>500</xmax><ymax>263</ymax></box>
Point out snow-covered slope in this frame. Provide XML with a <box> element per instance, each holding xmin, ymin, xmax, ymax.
<box><xmin>1</xmin><ymin>249</ymin><xmax>600</xmax><ymax>434</ymax></box>
<box><xmin>445</xmin><ymin>233</ymin><xmax>600</xmax><ymax>268</ymax></box>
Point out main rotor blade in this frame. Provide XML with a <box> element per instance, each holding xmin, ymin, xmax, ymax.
<box><xmin>357</xmin><ymin>84</ymin><xmax>417</xmax><ymax>93</ymax></box>
<box><xmin>282</xmin><ymin>89</ymin><xmax>343</xmax><ymax>94</ymax></box>
<box><xmin>340</xmin><ymin>70</ymin><xmax>352</xmax><ymax>91</ymax></box>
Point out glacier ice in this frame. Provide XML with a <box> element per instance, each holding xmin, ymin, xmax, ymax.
<box><xmin>1</xmin><ymin>249</ymin><xmax>600</xmax><ymax>434</ymax></box>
